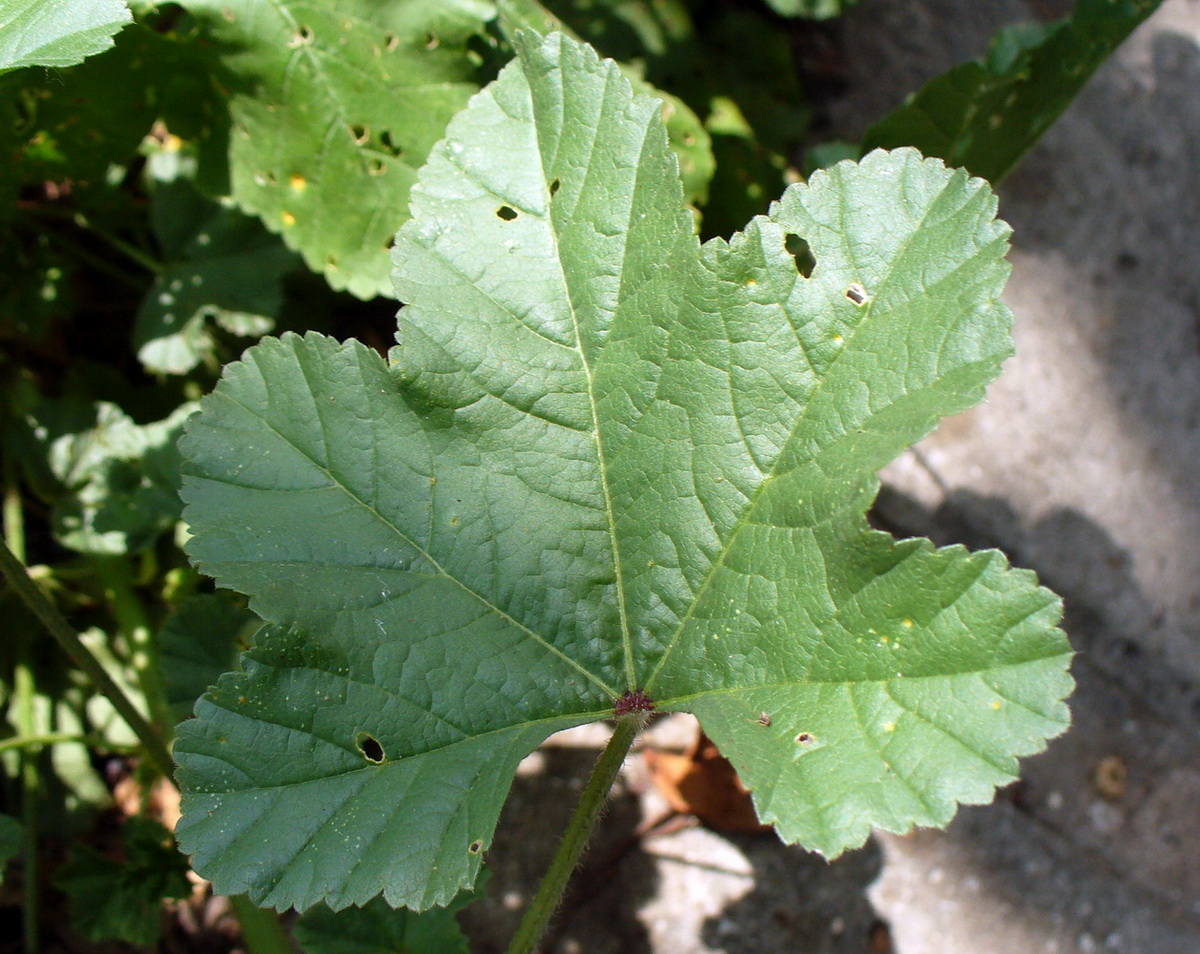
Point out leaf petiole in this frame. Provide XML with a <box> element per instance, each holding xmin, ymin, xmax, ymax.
<box><xmin>505</xmin><ymin>713</ymin><xmax>644</xmax><ymax>954</ymax></box>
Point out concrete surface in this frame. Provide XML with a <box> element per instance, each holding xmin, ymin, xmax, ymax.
<box><xmin>460</xmin><ymin>2</ymin><xmax>1200</xmax><ymax>950</ymax></box>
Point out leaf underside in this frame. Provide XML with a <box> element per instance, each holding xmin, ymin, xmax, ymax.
<box><xmin>175</xmin><ymin>31</ymin><xmax>1073</xmax><ymax>912</ymax></box>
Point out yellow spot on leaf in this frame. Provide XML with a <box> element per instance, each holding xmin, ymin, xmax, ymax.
<box><xmin>290</xmin><ymin>173</ymin><xmax>307</xmax><ymax>192</ymax></box>
<box><xmin>281</xmin><ymin>211</ymin><xmax>296</xmax><ymax>227</ymax></box>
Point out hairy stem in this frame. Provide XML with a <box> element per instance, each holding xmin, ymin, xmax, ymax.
<box><xmin>0</xmin><ymin>538</ymin><xmax>174</xmax><ymax>780</ymax></box>
<box><xmin>505</xmin><ymin>715</ymin><xmax>642</xmax><ymax>954</ymax></box>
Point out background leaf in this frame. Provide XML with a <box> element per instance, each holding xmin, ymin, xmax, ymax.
<box><xmin>25</xmin><ymin>399</ymin><xmax>197</xmax><ymax>555</ymax></box>
<box><xmin>860</xmin><ymin>0</ymin><xmax>1163</xmax><ymax>182</ymax></box>
<box><xmin>168</xmin><ymin>0</ymin><xmax>495</xmax><ymax>299</ymax></box>
<box><xmin>761</xmin><ymin>0</ymin><xmax>860</xmax><ymax>19</ymax></box>
<box><xmin>175</xmin><ymin>31</ymin><xmax>1071</xmax><ymax>913</ymax></box>
<box><xmin>135</xmin><ymin>180</ymin><xmax>300</xmax><ymax>375</ymax></box>
<box><xmin>159</xmin><ymin>593</ymin><xmax>255</xmax><ymax>720</ymax></box>
<box><xmin>293</xmin><ymin>882</ymin><xmax>483</xmax><ymax>954</ymax></box>
<box><xmin>0</xmin><ymin>813</ymin><xmax>22</xmax><ymax>885</ymax></box>
<box><xmin>56</xmin><ymin>816</ymin><xmax>191</xmax><ymax>946</ymax></box>
<box><xmin>0</xmin><ymin>0</ymin><xmax>131</xmax><ymax>73</ymax></box>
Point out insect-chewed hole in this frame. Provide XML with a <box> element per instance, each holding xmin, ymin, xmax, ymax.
<box><xmin>356</xmin><ymin>732</ymin><xmax>385</xmax><ymax>763</ymax></box>
<box><xmin>795</xmin><ymin>732</ymin><xmax>815</xmax><ymax>745</ymax></box>
<box><xmin>845</xmin><ymin>283</ymin><xmax>869</xmax><ymax>306</ymax></box>
<box><xmin>468</xmin><ymin>840</ymin><xmax>483</xmax><ymax>855</ymax></box>
<box><xmin>424</xmin><ymin>32</ymin><xmax>440</xmax><ymax>50</ymax></box>
<box><xmin>294</xmin><ymin>25</ymin><xmax>314</xmax><ymax>45</ymax></box>
<box><xmin>384</xmin><ymin>33</ymin><xmax>399</xmax><ymax>52</ymax></box>
<box><xmin>549</xmin><ymin>178</ymin><xmax>561</xmax><ymax>197</ymax></box>
<box><xmin>378</xmin><ymin>130</ymin><xmax>404</xmax><ymax>158</ymax></box>
<box><xmin>349</xmin><ymin>123</ymin><xmax>369</xmax><ymax>145</ymax></box>
<box><xmin>496</xmin><ymin>205</ymin><xmax>518</xmax><ymax>221</ymax></box>
<box><xmin>784</xmin><ymin>233</ymin><xmax>816</xmax><ymax>278</ymax></box>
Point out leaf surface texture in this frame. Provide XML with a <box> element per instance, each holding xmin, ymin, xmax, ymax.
<box><xmin>176</xmin><ymin>32</ymin><xmax>1073</xmax><ymax>911</ymax></box>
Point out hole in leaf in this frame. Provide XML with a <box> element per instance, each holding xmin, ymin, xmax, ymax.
<box><xmin>378</xmin><ymin>130</ymin><xmax>404</xmax><ymax>158</ymax></box>
<box><xmin>384</xmin><ymin>33</ymin><xmax>399</xmax><ymax>53</ymax></box>
<box><xmin>295</xmin><ymin>24</ymin><xmax>313</xmax><ymax>45</ymax></box>
<box><xmin>367</xmin><ymin>157</ymin><xmax>385</xmax><ymax>176</ymax></box>
<box><xmin>468</xmin><ymin>840</ymin><xmax>483</xmax><ymax>854</ymax></box>
<box><xmin>383</xmin><ymin>234</ymin><xmax>395</xmax><ymax>250</ymax></box>
<box><xmin>795</xmin><ymin>732</ymin><xmax>815</xmax><ymax>745</ymax></box>
<box><xmin>784</xmin><ymin>234</ymin><xmax>815</xmax><ymax>278</ymax></box>
<box><xmin>548</xmin><ymin>178</ymin><xmax>561</xmax><ymax>197</ymax></box>
<box><xmin>496</xmin><ymin>205</ymin><xmax>518</xmax><ymax>221</ymax></box>
<box><xmin>350</xmin><ymin>123</ymin><xmax>369</xmax><ymax>145</ymax></box>
<box><xmin>356</xmin><ymin>733</ymin><xmax>385</xmax><ymax>763</ymax></box>
<box><xmin>424</xmin><ymin>32</ymin><xmax>439</xmax><ymax>50</ymax></box>
<box><xmin>846</xmin><ymin>283</ymin><xmax>868</xmax><ymax>306</ymax></box>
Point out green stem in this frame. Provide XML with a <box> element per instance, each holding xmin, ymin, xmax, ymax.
<box><xmin>92</xmin><ymin>557</ymin><xmax>172</xmax><ymax>745</ymax></box>
<box><xmin>0</xmin><ymin>733</ymin><xmax>138</xmax><ymax>756</ymax></box>
<box><xmin>0</xmin><ymin>538</ymin><xmax>174</xmax><ymax>780</ymax></box>
<box><xmin>229</xmin><ymin>896</ymin><xmax>294</xmax><ymax>954</ymax></box>
<box><xmin>6</xmin><ymin>469</ymin><xmax>40</xmax><ymax>954</ymax></box>
<box><xmin>504</xmin><ymin>715</ymin><xmax>642</xmax><ymax>954</ymax></box>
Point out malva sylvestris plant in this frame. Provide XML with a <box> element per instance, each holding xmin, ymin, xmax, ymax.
<box><xmin>172</xmin><ymin>30</ymin><xmax>1074</xmax><ymax>951</ymax></box>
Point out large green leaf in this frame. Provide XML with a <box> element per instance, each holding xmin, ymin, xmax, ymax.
<box><xmin>171</xmin><ymin>0</ymin><xmax>494</xmax><ymax>299</ymax></box>
<box><xmin>504</xmin><ymin>0</ymin><xmax>805</xmax><ymax>235</ymax></box>
<box><xmin>861</xmin><ymin>0</ymin><xmax>1162</xmax><ymax>182</ymax></box>
<box><xmin>175</xmin><ymin>32</ymin><xmax>1072</xmax><ymax>912</ymax></box>
<box><xmin>0</xmin><ymin>0</ymin><xmax>131</xmax><ymax>73</ymax></box>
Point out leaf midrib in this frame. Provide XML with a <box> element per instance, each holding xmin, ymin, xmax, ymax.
<box><xmin>199</xmin><ymin>375</ymin><xmax>620</xmax><ymax>700</ymax></box>
<box><xmin>643</xmin><ymin>165</ymin><xmax>970</xmax><ymax>694</ymax></box>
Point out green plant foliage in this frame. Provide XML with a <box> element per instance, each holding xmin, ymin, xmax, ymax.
<box><xmin>762</xmin><ymin>0</ymin><xmax>860</xmax><ymax>18</ymax></box>
<box><xmin>174</xmin><ymin>31</ymin><xmax>1072</xmax><ymax>913</ymax></box>
<box><xmin>861</xmin><ymin>0</ymin><xmax>1162</xmax><ymax>182</ymax></box>
<box><xmin>495</xmin><ymin>0</ymin><xmax>715</xmax><ymax>207</ymax></box>
<box><xmin>136</xmin><ymin>180</ymin><xmax>299</xmax><ymax>375</ymax></box>
<box><xmin>0</xmin><ymin>0</ymin><xmax>131</xmax><ymax>73</ymax></box>
<box><xmin>56</xmin><ymin>816</ymin><xmax>192</xmax><ymax>945</ymax></box>
<box><xmin>294</xmin><ymin>886</ymin><xmax>481</xmax><ymax>954</ymax></box>
<box><xmin>159</xmin><ymin>593</ymin><xmax>253</xmax><ymax>719</ymax></box>
<box><xmin>504</xmin><ymin>0</ymin><xmax>805</xmax><ymax>234</ymax></box>
<box><xmin>26</xmin><ymin>399</ymin><xmax>197</xmax><ymax>554</ymax></box>
<box><xmin>168</xmin><ymin>0</ymin><xmax>495</xmax><ymax>299</ymax></box>
<box><xmin>4</xmin><ymin>20</ymin><xmax>162</xmax><ymax>200</ymax></box>
<box><xmin>0</xmin><ymin>814</ymin><xmax>21</xmax><ymax>884</ymax></box>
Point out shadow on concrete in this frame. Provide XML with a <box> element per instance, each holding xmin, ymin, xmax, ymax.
<box><xmin>698</xmin><ymin>837</ymin><xmax>885</xmax><ymax>954</ymax></box>
<box><xmin>869</xmin><ymin>485</ymin><xmax>1200</xmax><ymax>948</ymax></box>
<box><xmin>1001</xmin><ymin>29</ymin><xmax>1200</xmax><ymax>529</ymax></box>
<box><xmin>459</xmin><ymin>745</ymin><xmax>656</xmax><ymax>954</ymax></box>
